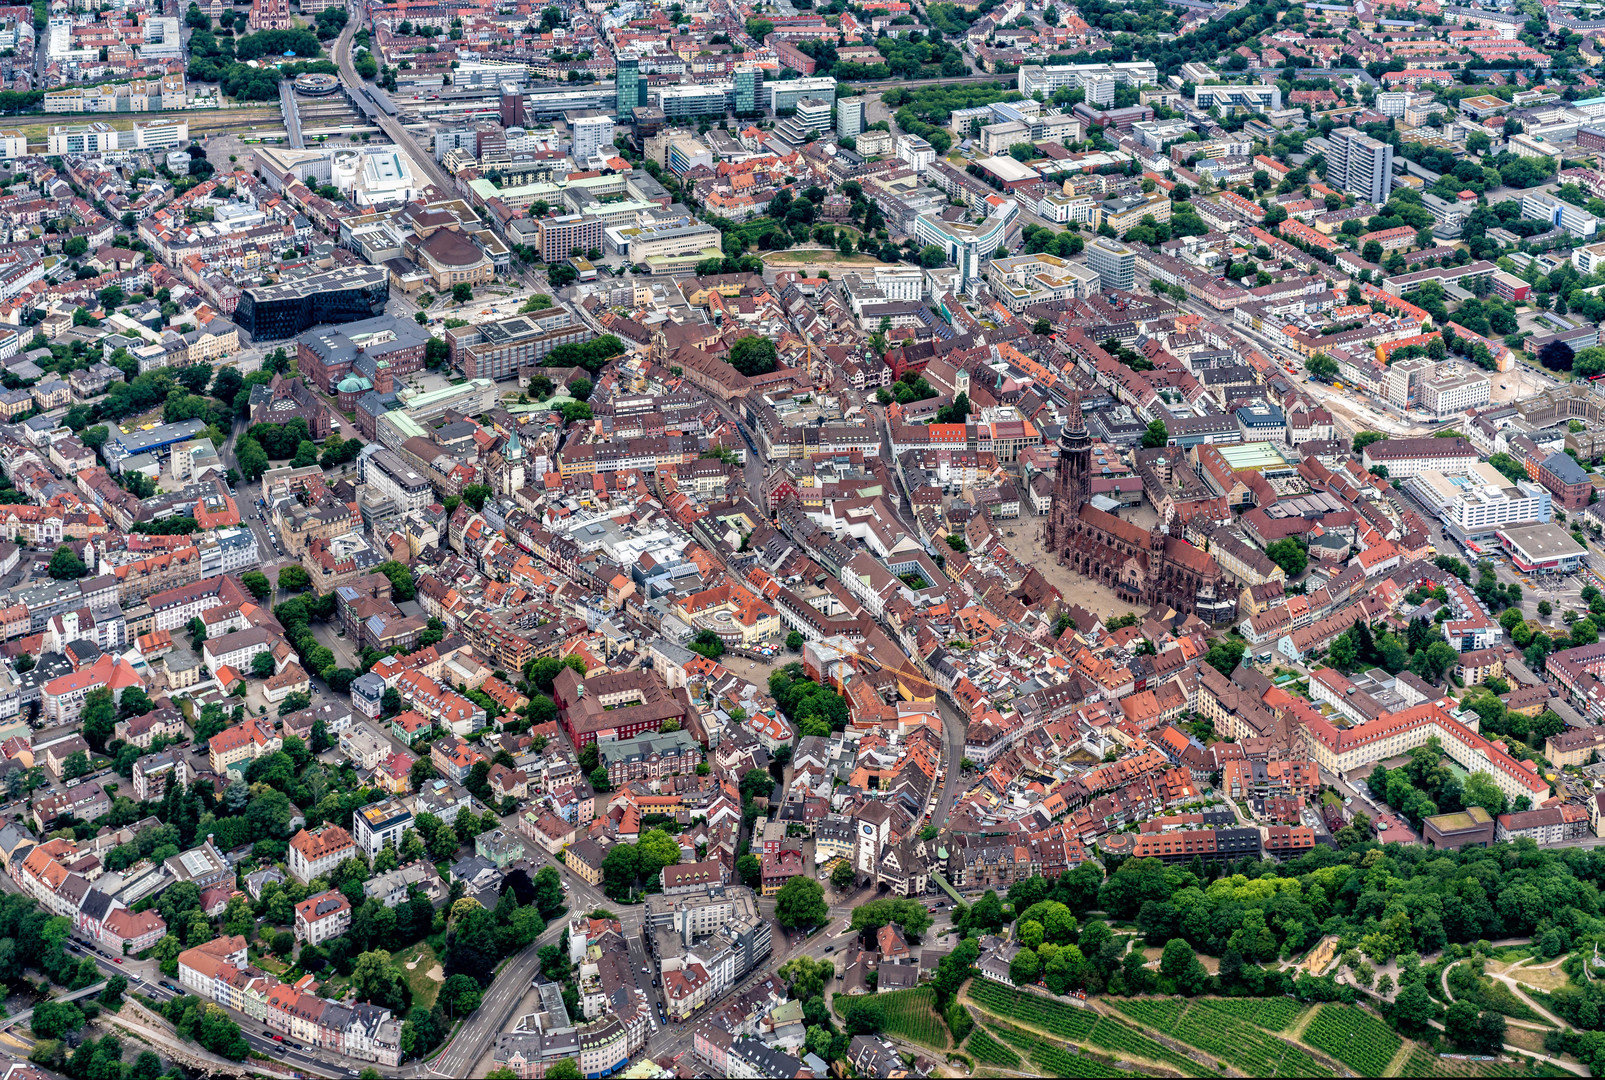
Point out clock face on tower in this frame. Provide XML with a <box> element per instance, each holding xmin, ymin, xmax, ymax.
<box><xmin>862</xmin><ymin>824</ymin><xmax>875</xmax><ymax>836</ymax></box>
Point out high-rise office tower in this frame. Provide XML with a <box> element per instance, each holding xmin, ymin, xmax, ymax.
<box><xmin>734</xmin><ymin>64</ymin><xmax>762</xmax><ymax>116</ymax></box>
<box><xmin>1086</xmin><ymin>237</ymin><xmax>1136</xmax><ymax>292</ymax></box>
<box><xmin>499</xmin><ymin>83</ymin><xmax>524</xmax><ymax>128</ymax></box>
<box><xmin>837</xmin><ymin>97</ymin><xmax>864</xmax><ymax>140</ymax></box>
<box><xmin>571</xmin><ymin>115</ymin><xmax>615</xmax><ymax>164</ymax></box>
<box><xmin>616</xmin><ymin>57</ymin><xmax>641</xmax><ymax>122</ymax></box>
<box><xmin>1326</xmin><ymin>127</ymin><xmax>1393</xmax><ymax>205</ymax></box>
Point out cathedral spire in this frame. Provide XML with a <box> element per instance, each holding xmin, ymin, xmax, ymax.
<box><xmin>1045</xmin><ymin>386</ymin><xmax>1094</xmax><ymax>554</ymax></box>
<box><xmin>1065</xmin><ymin>389</ymin><xmax>1086</xmax><ymax>436</ymax></box>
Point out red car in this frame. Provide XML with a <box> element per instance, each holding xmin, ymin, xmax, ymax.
<box><xmin>112</xmin><ymin>959</ymin><xmax>122</xmax><ymax>964</ymax></box>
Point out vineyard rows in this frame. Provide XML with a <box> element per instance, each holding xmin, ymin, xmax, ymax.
<box><xmin>964</xmin><ymin>1026</ymin><xmax>1022</xmax><ymax>1070</ymax></box>
<box><xmin>1111</xmin><ymin>998</ymin><xmax>1332</xmax><ymax>1078</ymax></box>
<box><xmin>1302</xmin><ymin>1004</ymin><xmax>1402</xmax><ymax>1078</ymax></box>
<box><xmin>967</xmin><ymin>979</ymin><xmax>1096</xmax><ymax>1039</ymax></box>
<box><xmin>867</xmin><ymin>987</ymin><xmax>949</xmax><ymax>1050</ymax></box>
<box><xmin>985</xmin><ymin>1023</ymin><xmax>1128</xmax><ymax>1078</ymax></box>
<box><xmin>1193</xmin><ymin>995</ymin><xmax>1305</xmax><ymax>1032</ymax></box>
<box><xmin>1085</xmin><ymin>1016</ymin><xmax>1201</xmax><ymax>1074</ymax></box>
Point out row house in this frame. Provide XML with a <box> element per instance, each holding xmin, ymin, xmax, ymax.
<box><xmin>396</xmin><ymin>669</ymin><xmax>486</xmax><ymax>737</ymax></box>
<box><xmin>178</xmin><ymin>937</ymin><xmax>400</xmax><ymax>1066</ymax></box>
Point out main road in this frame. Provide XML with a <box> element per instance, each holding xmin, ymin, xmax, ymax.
<box><xmin>330</xmin><ymin>6</ymin><xmax>456</xmax><ymax>195</ymax></box>
<box><xmin>424</xmin><ymin>838</ymin><xmax>642</xmax><ymax>1077</ymax></box>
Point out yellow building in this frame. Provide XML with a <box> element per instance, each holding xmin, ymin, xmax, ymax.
<box><xmin>186</xmin><ymin>323</ymin><xmax>239</xmax><ymax>363</ymax></box>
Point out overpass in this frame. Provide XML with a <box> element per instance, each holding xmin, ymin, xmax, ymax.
<box><xmin>0</xmin><ymin>981</ymin><xmax>108</xmax><ymax>1031</ymax></box>
<box><xmin>332</xmin><ymin>18</ymin><xmax>455</xmax><ymax>193</ymax></box>
<box><xmin>278</xmin><ymin>80</ymin><xmax>305</xmax><ymax>149</ymax></box>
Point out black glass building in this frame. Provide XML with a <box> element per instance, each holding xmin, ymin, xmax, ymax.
<box><xmin>236</xmin><ymin>265</ymin><xmax>390</xmax><ymax>341</ymax></box>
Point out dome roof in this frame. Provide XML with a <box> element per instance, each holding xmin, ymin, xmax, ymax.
<box><xmin>338</xmin><ymin>375</ymin><xmax>371</xmax><ymax>394</ymax></box>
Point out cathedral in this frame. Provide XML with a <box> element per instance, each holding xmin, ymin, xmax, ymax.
<box><xmin>1043</xmin><ymin>393</ymin><xmax>1236</xmax><ymax>623</ymax></box>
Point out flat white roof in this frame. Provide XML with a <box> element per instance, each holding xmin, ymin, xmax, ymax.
<box><xmin>977</xmin><ymin>155</ymin><xmax>1039</xmax><ymax>183</ymax></box>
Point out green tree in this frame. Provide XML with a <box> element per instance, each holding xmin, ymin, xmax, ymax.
<box><xmin>451</xmin><ymin>282</ymin><xmax>474</xmax><ymax>304</ymax></box>
<box><xmin>47</xmin><ymin>545</ymin><xmax>86</xmax><ymax>579</ymax></box>
<box><xmin>635</xmin><ymin>829</ymin><xmax>681</xmax><ymax>876</ymax></box>
<box><xmin>350</xmin><ymin>950</ymin><xmax>408</xmax><ymax>1012</ymax></box>
<box><xmin>1265</xmin><ymin>538</ymin><xmax>1308</xmax><ymax>577</ymax></box>
<box><xmin>1461</xmin><ymin>771</ymin><xmax>1508</xmax><ymax>816</ymax></box>
<box><xmin>1010</xmin><ymin>948</ymin><xmax>1041</xmax><ymax>985</ymax></box>
<box><xmin>289</xmin><ymin>440</ymin><xmax>319</xmax><ymax>468</ymax></box>
<box><xmin>1352</xmin><ymin>430</ymin><xmax>1386</xmax><ymax>455</ymax></box>
<box><xmin>1141</xmin><ymin>419</ymin><xmax>1168</xmax><ymax>448</ymax></box>
<box><xmin>1307</xmin><ymin>353</ymin><xmax>1339</xmax><ymax>381</ymax></box>
<box><xmin>29</xmin><ymin>1001</ymin><xmax>84</xmax><ymax>1039</ymax></box>
<box><xmin>601</xmin><ymin>843</ymin><xmax>642</xmax><ymax>898</ymax></box>
<box><xmin>80</xmin><ymin>687</ymin><xmax>117</xmax><ymax>752</ymax></box>
<box><xmin>775</xmin><ymin>877</ymin><xmax>828</xmax><ymax>929</ymax></box>
<box><xmin>374</xmin><ymin>560</ymin><xmax>417</xmax><ymax>602</ymax></box>
<box><xmin>277</xmin><ymin>565</ymin><xmax>311</xmax><ymax>592</ymax></box>
<box><xmin>241</xmin><ymin>570</ymin><xmax>272</xmax><ymax>599</ymax></box>
<box><xmin>728</xmin><ymin>336</ymin><xmax>779</xmax><ymax>377</ymax></box>
<box><xmin>1160</xmin><ymin>937</ymin><xmax>1208</xmax><ymax>995</ymax></box>
<box><xmin>831</xmin><ymin>861</ymin><xmax>855</xmax><ymax>890</ymax></box>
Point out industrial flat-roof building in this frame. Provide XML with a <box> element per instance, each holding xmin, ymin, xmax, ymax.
<box><xmin>1497</xmin><ymin>522</ymin><xmax>1589</xmax><ymax>575</ymax></box>
<box><xmin>104</xmin><ymin>419</ymin><xmax>207</xmax><ymax>473</ymax></box>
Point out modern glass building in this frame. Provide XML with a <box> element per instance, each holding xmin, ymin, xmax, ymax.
<box><xmin>734</xmin><ymin>64</ymin><xmax>762</xmax><ymax>116</ymax></box>
<box><xmin>616</xmin><ymin>57</ymin><xmax>643</xmax><ymax>122</ymax></box>
<box><xmin>768</xmin><ymin>76</ymin><xmax>836</xmax><ymax>114</ymax></box>
<box><xmin>913</xmin><ymin>212</ymin><xmax>1010</xmax><ymax>289</ymax></box>
<box><xmin>235</xmin><ymin>266</ymin><xmax>389</xmax><ymax>341</ymax></box>
<box><xmin>1086</xmin><ymin>237</ymin><xmax>1136</xmax><ymax>292</ymax></box>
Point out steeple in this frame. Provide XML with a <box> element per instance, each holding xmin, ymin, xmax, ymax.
<box><xmin>1061</xmin><ymin>389</ymin><xmax>1087</xmax><ymax>443</ymax></box>
<box><xmin>1057</xmin><ymin>389</ymin><xmax>1092</xmax><ymax>509</ymax></box>
<box><xmin>1044</xmin><ymin>388</ymin><xmax>1094</xmax><ymax>555</ymax></box>
<box><xmin>505</xmin><ymin>426</ymin><xmax>524</xmax><ymax>461</ymax></box>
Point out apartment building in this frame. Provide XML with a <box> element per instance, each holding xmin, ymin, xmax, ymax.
<box><xmin>352</xmin><ymin>799</ymin><xmax>414</xmax><ymax>857</ymax></box>
<box><xmin>295</xmin><ymin>890</ymin><xmax>352</xmax><ymax>944</ymax></box>
<box><xmin>288</xmin><ymin>825</ymin><xmax>358</xmax><ymax>884</ymax></box>
<box><xmin>1326</xmin><ymin>127</ymin><xmax>1394</xmax><ymax>204</ymax></box>
<box><xmin>208</xmin><ymin>718</ymin><xmax>282</xmax><ymax>774</ymax></box>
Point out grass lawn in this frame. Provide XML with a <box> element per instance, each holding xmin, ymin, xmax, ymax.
<box><xmin>251</xmin><ymin>949</ymin><xmax>292</xmax><ymax>978</ymax></box>
<box><xmin>762</xmin><ymin>250</ymin><xmax>881</xmax><ymax>265</ymax></box>
<box><xmin>1510</xmin><ymin>963</ymin><xmax>1573</xmax><ymax>994</ymax></box>
<box><xmin>1502</xmin><ymin>1025</ymin><xmax>1551</xmax><ymax>1055</ymax></box>
<box><xmin>400</xmin><ymin>943</ymin><xmax>445</xmax><ymax>1010</ymax></box>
